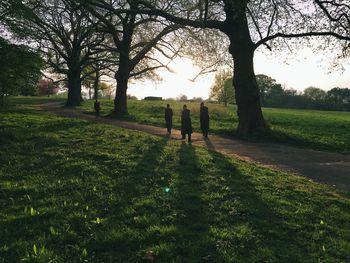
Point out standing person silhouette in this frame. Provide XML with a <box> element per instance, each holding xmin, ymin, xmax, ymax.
<box><xmin>200</xmin><ymin>102</ymin><xmax>209</xmax><ymax>138</ymax></box>
<box><xmin>164</xmin><ymin>104</ymin><xmax>173</xmax><ymax>134</ymax></box>
<box><xmin>181</xmin><ymin>104</ymin><xmax>192</xmax><ymax>142</ymax></box>
<box><xmin>94</xmin><ymin>99</ymin><xmax>101</xmax><ymax>118</ymax></box>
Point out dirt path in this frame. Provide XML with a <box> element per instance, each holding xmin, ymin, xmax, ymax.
<box><xmin>43</xmin><ymin>103</ymin><xmax>350</xmax><ymax>192</ymax></box>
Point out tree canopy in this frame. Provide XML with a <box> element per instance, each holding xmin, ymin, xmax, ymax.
<box><xmin>209</xmin><ymin>69</ymin><xmax>235</xmax><ymax>106</ymax></box>
<box><xmin>1</xmin><ymin>0</ymin><xmax>350</xmax><ymax>133</ymax></box>
<box><xmin>0</xmin><ymin>37</ymin><xmax>43</xmax><ymax>106</ymax></box>
<box><xmin>82</xmin><ymin>0</ymin><xmax>186</xmax><ymax>114</ymax></box>
<box><xmin>124</xmin><ymin>0</ymin><xmax>350</xmax><ymax>134</ymax></box>
<box><xmin>3</xmin><ymin>0</ymin><xmax>109</xmax><ymax>106</ymax></box>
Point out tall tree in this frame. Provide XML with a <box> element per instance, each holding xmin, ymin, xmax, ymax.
<box><xmin>326</xmin><ymin>87</ymin><xmax>350</xmax><ymax>107</ymax></box>
<box><xmin>303</xmin><ymin>87</ymin><xmax>327</xmax><ymax>101</ymax></box>
<box><xmin>209</xmin><ymin>69</ymin><xmax>235</xmax><ymax>106</ymax></box>
<box><xmin>132</xmin><ymin>0</ymin><xmax>350</xmax><ymax>135</ymax></box>
<box><xmin>82</xmin><ymin>0</ymin><xmax>181</xmax><ymax>115</ymax></box>
<box><xmin>5</xmin><ymin>0</ymin><xmax>106</xmax><ymax>106</ymax></box>
<box><xmin>256</xmin><ymin>74</ymin><xmax>284</xmax><ymax>106</ymax></box>
<box><xmin>0</xmin><ymin>37</ymin><xmax>43</xmax><ymax>107</ymax></box>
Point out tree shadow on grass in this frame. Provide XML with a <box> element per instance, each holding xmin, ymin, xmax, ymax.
<box><xmin>204</xmin><ymin>148</ymin><xmax>324</xmax><ymax>262</ymax></box>
<box><xmin>0</xmin><ymin>118</ymin><xmax>170</xmax><ymax>262</ymax></box>
<box><xmin>87</xmin><ymin>137</ymin><xmax>169</xmax><ymax>262</ymax></box>
<box><xmin>168</xmin><ymin>143</ymin><xmax>216</xmax><ymax>262</ymax></box>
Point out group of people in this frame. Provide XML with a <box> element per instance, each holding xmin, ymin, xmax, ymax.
<box><xmin>94</xmin><ymin>99</ymin><xmax>209</xmax><ymax>142</ymax></box>
<box><xmin>165</xmin><ymin>102</ymin><xmax>209</xmax><ymax>142</ymax></box>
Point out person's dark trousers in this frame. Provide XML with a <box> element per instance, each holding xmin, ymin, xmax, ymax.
<box><xmin>182</xmin><ymin>133</ymin><xmax>191</xmax><ymax>142</ymax></box>
<box><xmin>202</xmin><ymin>129</ymin><xmax>208</xmax><ymax>137</ymax></box>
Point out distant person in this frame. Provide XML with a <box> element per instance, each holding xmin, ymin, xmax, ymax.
<box><xmin>164</xmin><ymin>104</ymin><xmax>173</xmax><ymax>134</ymax></box>
<box><xmin>94</xmin><ymin>99</ymin><xmax>101</xmax><ymax>118</ymax></box>
<box><xmin>200</xmin><ymin>102</ymin><xmax>209</xmax><ymax>137</ymax></box>
<box><xmin>181</xmin><ymin>104</ymin><xmax>192</xmax><ymax>142</ymax></box>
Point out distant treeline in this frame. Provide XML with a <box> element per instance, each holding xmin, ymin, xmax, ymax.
<box><xmin>257</xmin><ymin>75</ymin><xmax>350</xmax><ymax>111</ymax></box>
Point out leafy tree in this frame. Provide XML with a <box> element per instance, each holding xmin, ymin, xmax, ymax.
<box><xmin>326</xmin><ymin>87</ymin><xmax>350</xmax><ymax>109</ymax></box>
<box><xmin>131</xmin><ymin>0</ymin><xmax>350</xmax><ymax>135</ymax></box>
<box><xmin>209</xmin><ymin>69</ymin><xmax>235</xmax><ymax>106</ymax></box>
<box><xmin>4</xmin><ymin>0</ymin><xmax>107</xmax><ymax>106</ymax></box>
<box><xmin>178</xmin><ymin>94</ymin><xmax>188</xmax><ymax>101</ymax></box>
<box><xmin>256</xmin><ymin>74</ymin><xmax>284</xmax><ymax>107</ymax></box>
<box><xmin>82</xmin><ymin>0</ymin><xmax>182</xmax><ymax>115</ymax></box>
<box><xmin>100</xmin><ymin>82</ymin><xmax>114</xmax><ymax>99</ymax></box>
<box><xmin>82</xmin><ymin>66</ymin><xmax>96</xmax><ymax>100</ymax></box>
<box><xmin>0</xmin><ymin>37</ymin><xmax>43</xmax><ymax>106</ymax></box>
<box><xmin>191</xmin><ymin>97</ymin><xmax>204</xmax><ymax>102</ymax></box>
<box><xmin>127</xmin><ymin>94</ymin><xmax>138</xmax><ymax>100</ymax></box>
<box><xmin>304</xmin><ymin>87</ymin><xmax>327</xmax><ymax>101</ymax></box>
<box><xmin>37</xmin><ymin>79</ymin><xmax>59</xmax><ymax>97</ymax></box>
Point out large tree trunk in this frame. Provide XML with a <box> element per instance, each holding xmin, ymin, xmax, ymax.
<box><xmin>114</xmin><ymin>72</ymin><xmax>128</xmax><ymax>115</ymax></box>
<box><xmin>231</xmin><ymin>47</ymin><xmax>265</xmax><ymax>135</ymax></box>
<box><xmin>113</xmin><ymin>54</ymin><xmax>130</xmax><ymax>115</ymax></box>
<box><xmin>225</xmin><ymin>3</ymin><xmax>266</xmax><ymax>136</ymax></box>
<box><xmin>66</xmin><ymin>69</ymin><xmax>83</xmax><ymax>106</ymax></box>
<box><xmin>66</xmin><ymin>47</ymin><xmax>83</xmax><ymax>106</ymax></box>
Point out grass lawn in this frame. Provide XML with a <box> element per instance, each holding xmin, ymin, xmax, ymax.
<box><xmin>0</xmin><ymin>98</ymin><xmax>350</xmax><ymax>262</ymax></box>
<box><xmin>79</xmin><ymin>99</ymin><xmax>350</xmax><ymax>154</ymax></box>
<box><xmin>5</xmin><ymin>96</ymin><xmax>65</xmax><ymax>107</ymax></box>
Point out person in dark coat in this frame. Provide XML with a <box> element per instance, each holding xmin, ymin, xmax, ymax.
<box><xmin>200</xmin><ymin>102</ymin><xmax>209</xmax><ymax>137</ymax></box>
<box><xmin>181</xmin><ymin>104</ymin><xmax>193</xmax><ymax>142</ymax></box>
<box><xmin>94</xmin><ymin>99</ymin><xmax>101</xmax><ymax>118</ymax></box>
<box><xmin>164</xmin><ymin>104</ymin><xmax>173</xmax><ymax>134</ymax></box>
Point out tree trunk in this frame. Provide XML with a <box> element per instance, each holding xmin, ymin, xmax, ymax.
<box><xmin>231</xmin><ymin>47</ymin><xmax>265</xmax><ymax>135</ymax></box>
<box><xmin>113</xmin><ymin>54</ymin><xmax>130</xmax><ymax>115</ymax></box>
<box><xmin>66</xmin><ymin>69</ymin><xmax>83</xmax><ymax>106</ymax></box>
<box><xmin>114</xmin><ymin>72</ymin><xmax>128</xmax><ymax>115</ymax></box>
<box><xmin>224</xmin><ymin>89</ymin><xmax>228</xmax><ymax>107</ymax></box>
<box><xmin>66</xmin><ymin>47</ymin><xmax>83</xmax><ymax>106</ymax></box>
<box><xmin>224</xmin><ymin>5</ymin><xmax>266</xmax><ymax>136</ymax></box>
<box><xmin>93</xmin><ymin>70</ymin><xmax>100</xmax><ymax>100</ymax></box>
<box><xmin>89</xmin><ymin>86</ymin><xmax>92</xmax><ymax>100</ymax></box>
<box><xmin>0</xmin><ymin>94</ymin><xmax>4</xmax><ymax>108</ymax></box>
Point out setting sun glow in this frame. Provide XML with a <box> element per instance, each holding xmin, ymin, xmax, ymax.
<box><xmin>128</xmin><ymin>48</ymin><xmax>350</xmax><ymax>100</ymax></box>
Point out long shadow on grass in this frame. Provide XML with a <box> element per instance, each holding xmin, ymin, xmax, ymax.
<box><xmin>205</xmin><ymin>148</ymin><xmax>314</xmax><ymax>262</ymax></box>
<box><xmin>88</xmin><ymin>137</ymin><xmax>169</xmax><ymax>261</ymax></box>
<box><xmin>169</xmin><ymin>143</ymin><xmax>217</xmax><ymax>262</ymax></box>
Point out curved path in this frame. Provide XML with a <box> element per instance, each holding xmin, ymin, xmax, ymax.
<box><xmin>43</xmin><ymin>103</ymin><xmax>350</xmax><ymax>192</ymax></box>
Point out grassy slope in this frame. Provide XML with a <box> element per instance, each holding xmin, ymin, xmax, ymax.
<box><xmin>79</xmin><ymin>99</ymin><xmax>350</xmax><ymax>154</ymax></box>
<box><xmin>0</xmin><ymin>99</ymin><xmax>350</xmax><ymax>262</ymax></box>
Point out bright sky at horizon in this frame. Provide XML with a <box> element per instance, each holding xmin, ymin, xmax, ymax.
<box><xmin>128</xmin><ymin>47</ymin><xmax>350</xmax><ymax>100</ymax></box>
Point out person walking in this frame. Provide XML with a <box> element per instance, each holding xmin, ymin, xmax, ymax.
<box><xmin>200</xmin><ymin>102</ymin><xmax>209</xmax><ymax>137</ymax></box>
<box><xmin>94</xmin><ymin>99</ymin><xmax>101</xmax><ymax>118</ymax></box>
<box><xmin>164</xmin><ymin>104</ymin><xmax>173</xmax><ymax>134</ymax></box>
<box><xmin>181</xmin><ymin>104</ymin><xmax>193</xmax><ymax>142</ymax></box>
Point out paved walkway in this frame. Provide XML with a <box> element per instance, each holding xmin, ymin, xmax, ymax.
<box><xmin>43</xmin><ymin>103</ymin><xmax>350</xmax><ymax>192</ymax></box>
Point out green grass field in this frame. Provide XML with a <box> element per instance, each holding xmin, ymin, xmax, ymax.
<box><xmin>1</xmin><ymin>98</ymin><xmax>350</xmax><ymax>262</ymax></box>
<box><xmin>79</xmin><ymin>99</ymin><xmax>350</xmax><ymax>154</ymax></box>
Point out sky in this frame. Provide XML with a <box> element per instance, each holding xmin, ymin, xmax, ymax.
<box><xmin>127</xmin><ymin>47</ymin><xmax>350</xmax><ymax>100</ymax></box>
